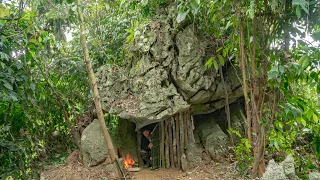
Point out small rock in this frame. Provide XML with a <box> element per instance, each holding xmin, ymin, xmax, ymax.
<box><xmin>186</xmin><ymin>172</ymin><xmax>192</xmax><ymax>176</ymax></box>
<box><xmin>261</xmin><ymin>160</ymin><xmax>288</xmax><ymax>180</ymax></box>
<box><xmin>280</xmin><ymin>154</ymin><xmax>295</xmax><ymax>180</ymax></box>
<box><xmin>105</xmin><ymin>163</ymin><xmax>116</xmax><ymax>172</ymax></box>
<box><xmin>309</xmin><ymin>172</ymin><xmax>320</xmax><ymax>180</ymax></box>
<box><xmin>181</xmin><ymin>154</ymin><xmax>187</xmax><ymax>172</ymax></box>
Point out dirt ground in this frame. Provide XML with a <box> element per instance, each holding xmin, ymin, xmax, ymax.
<box><xmin>40</xmin><ymin>150</ymin><xmax>246</xmax><ymax>180</ymax></box>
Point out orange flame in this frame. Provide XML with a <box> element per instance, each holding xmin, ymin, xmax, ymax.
<box><xmin>123</xmin><ymin>152</ymin><xmax>135</xmax><ymax>169</ymax></box>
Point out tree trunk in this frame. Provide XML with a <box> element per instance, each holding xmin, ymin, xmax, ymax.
<box><xmin>219</xmin><ymin>66</ymin><xmax>234</xmax><ymax>146</ymax></box>
<box><xmin>76</xmin><ymin>0</ymin><xmax>117</xmax><ymax>162</ymax></box>
<box><xmin>236</xmin><ymin>8</ymin><xmax>252</xmax><ymax>145</ymax></box>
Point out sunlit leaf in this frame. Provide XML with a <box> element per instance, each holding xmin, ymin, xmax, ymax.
<box><xmin>176</xmin><ymin>9</ymin><xmax>189</xmax><ymax>23</ymax></box>
<box><xmin>213</xmin><ymin>60</ymin><xmax>218</xmax><ymax>71</ymax></box>
<box><xmin>205</xmin><ymin>56</ymin><xmax>214</xmax><ymax>68</ymax></box>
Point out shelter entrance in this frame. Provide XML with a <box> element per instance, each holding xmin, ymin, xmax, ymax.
<box><xmin>137</xmin><ymin>110</ymin><xmax>195</xmax><ymax>170</ymax></box>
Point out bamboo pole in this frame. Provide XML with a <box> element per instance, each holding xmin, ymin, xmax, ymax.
<box><xmin>76</xmin><ymin>0</ymin><xmax>117</xmax><ymax>162</ymax></box>
<box><xmin>168</xmin><ymin>119</ymin><xmax>175</xmax><ymax>167</ymax></box>
<box><xmin>175</xmin><ymin>114</ymin><xmax>181</xmax><ymax>169</ymax></box>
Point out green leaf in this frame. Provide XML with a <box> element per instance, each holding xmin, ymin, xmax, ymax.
<box><xmin>271</xmin><ymin>0</ymin><xmax>278</xmax><ymax>11</ymax></box>
<box><xmin>213</xmin><ymin>60</ymin><xmax>219</xmax><ymax>71</ymax></box>
<box><xmin>205</xmin><ymin>57</ymin><xmax>214</xmax><ymax>68</ymax></box>
<box><xmin>295</xmin><ymin>6</ymin><xmax>301</xmax><ymax>18</ymax></box>
<box><xmin>29</xmin><ymin>38</ymin><xmax>38</xmax><ymax>44</ymax></box>
<box><xmin>279</xmin><ymin>65</ymin><xmax>285</xmax><ymax>74</ymax></box>
<box><xmin>298</xmin><ymin>55</ymin><xmax>308</xmax><ymax>65</ymax></box>
<box><xmin>313</xmin><ymin>114</ymin><xmax>319</xmax><ymax>123</ymax></box>
<box><xmin>30</xmin><ymin>83</ymin><xmax>36</xmax><ymax>91</ymax></box>
<box><xmin>302</xmin><ymin>57</ymin><xmax>310</xmax><ymax>69</ymax></box>
<box><xmin>312</xmin><ymin>29</ymin><xmax>320</xmax><ymax>41</ymax></box>
<box><xmin>301</xmin><ymin>118</ymin><xmax>307</xmax><ymax>127</ymax></box>
<box><xmin>218</xmin><ymin>55</ymin><xmax>225</xmax><ymax>66</ymax></box>
<box><xmin>292</xmin><ymin>0</ymin><xmax>309</xmax><ymax>14</ymax></box>
<box><xmin>3</xmin><ymin>80</ymin><xmax>13</xmax><ymax>90</ymax></box>
<box><xmin>268</xmin><ymin>71</ymin><xmax>277</xmax><ymax>80</ymax></box>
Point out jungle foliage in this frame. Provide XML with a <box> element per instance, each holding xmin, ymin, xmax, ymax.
<box><xmin>0</xmin><ymin>0</ymin><xmax>319</xmax><ymax>179</ymax></box>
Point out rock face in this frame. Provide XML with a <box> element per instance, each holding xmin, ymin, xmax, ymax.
<box><xmin>216</xmin><ymin>103</ymin><xmax>246</xmax><ymax>141</ymax></box>
<box><xmin>195</xmin><ymin>115</ymin><xmax>230</xmax><ymax>161</ymax></box>
<box><xmin>81</xmin><ymin>119</ymin><xmax>109</xmax><ymax>167</ymax></box>
<box><xmin>262</xmin><ymin>154</ymin><xmax>296</xmax><ymax>180</ymax></box>
<box><xmin>96</xmin><ymin>5</ymin><xmax>243</xmax><ymax>129</ymax></box>
<box><xmin>114</xmin><ymin>119</ymin><xmax>138</xmax><ymax>161</ymax></box>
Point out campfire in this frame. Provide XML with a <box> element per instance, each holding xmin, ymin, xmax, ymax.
<box><xmin>123</xmin><ymin>152</ymin><xmax>135</xmax><ymax>169</ymax></box>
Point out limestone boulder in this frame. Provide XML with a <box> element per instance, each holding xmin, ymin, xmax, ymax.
<box><xmin>262</xmin><ymin>160</ymin><xmax>288</xmax><ymax>180</ymax></box>
<box><xmin>262</xmin><ymin>154</ymin><xmax>298</xmax><ymax>180</ymax></box>
<box><xmin>186</xmin><ymin>143</ymin><xmax>203</xmax><ymax>168</ymax></box>
<box><xmin>195</xmin><ymin>116</ymin><xmax>230</xmax><ymax>161</ymax></box>
<box><xmin>280</xmin><ymin>154</ymin><xmax>295</xmax><ymax>180</ymax></box>
<box><xmin>81</xmin><ymin>119</ymin><xmax>109</xmax><ymax>167</ymax></box>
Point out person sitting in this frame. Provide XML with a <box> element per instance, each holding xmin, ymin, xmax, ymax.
<box><xmin>140</xmin><ymin>129</ymin><xmax>153</xmax><ymax>168</ymax></box>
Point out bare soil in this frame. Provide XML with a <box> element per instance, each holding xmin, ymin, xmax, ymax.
<box><xmin>41</xmin><ymin>150</ymin><xmax>246</xmax><ymax>180</ymax></box>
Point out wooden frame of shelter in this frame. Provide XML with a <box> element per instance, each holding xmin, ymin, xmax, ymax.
<box><xmin>136</xmin><ymin>110</ymin><xmax>195</xmax><ymax>170</ymax></box>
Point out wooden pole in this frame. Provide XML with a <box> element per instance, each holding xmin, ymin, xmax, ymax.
<box><xmin>165</xmin><ymin>120</ymin><xmax>170</xmax><ymax>168</ymax></box>
<box><xmin>175</xmin><ymin>114</ymin><xmax>181</xmax><ymax>169</ymax></box>
<box><xmin>190</xmin><ymin>114</ymin><xmax>195</xmax><ymax>143</ymax></box>
<box><xmin>183</xmin><ymin>112</ymin><xmax>188</xmax><ymax>149</ymax></box>
<box><xmin>160</xmin><ymin>121</ymin><xmax>165</xmax><ymax>168</ymax></box>
<box><xmin>179</xmin><ymin>112</ymin><xmax>184</xmax><ymax>158</ymax></box>
<box><xmin>168</xmin><ymin>119</ymin><xmax>175</xmax><ymax>167</ymax></box>
<box><xmin>76</xmin><ymin>0</ymin><xmax>117</xmax><ymax>162</ymax></box>
<box><xmin>172</xmin><ymin>117</ymin><xmax>177</xmax><ymax>167</ymax></box>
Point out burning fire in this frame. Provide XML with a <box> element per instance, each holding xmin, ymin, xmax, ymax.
<box><xmin>123</xmin><ymin>152</ymin><xmax>135</xmax><ymax>169</ymax></box>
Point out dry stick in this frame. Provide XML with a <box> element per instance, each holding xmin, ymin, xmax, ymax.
<box><xmin>161</xmin><ymin>121</ymin><xmax>165</xmax><ymax>168</ymax></box>
<box><xmin>165</xmin><ymin>120</ymin><xmax>170</xmax><ymax>168</ymax></box>
<box><xmin>168</xmin><ymin>119</ymin><xmax>175</xmax><ymax>167</ymax></box>
<box><xmin>183</xmin><ymin>112</ymin><xmax>188</xmax><ymax>149</ymax></box>
<box><xmin>76</xmin><ymin>0</ymin><xmax>118</xmax><ymax>164</ymax></box>
<box><xmin>172</xmin><ymin>117</ymin><xmax>177</xmax><ymax>166</ymax></box>
<box><xmin>236</xmin><ymin>7</ymin><xmax>252</xmax><ymax>145</ymax></box>
<box><xmin>219</xmin><ymin>66</ymin><xmax>234</xmax><ymax>146</ymax></box>
<box><xmin>176</xmin><ymin>114</ymin><xmax>181</xmax><ymax>169</ymax></box>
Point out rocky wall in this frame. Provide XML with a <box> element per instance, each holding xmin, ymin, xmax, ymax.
<box><xmin>96</xmin><ymin>5</ymin><xmax>243</xmax><ymax>129</ymax></box>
